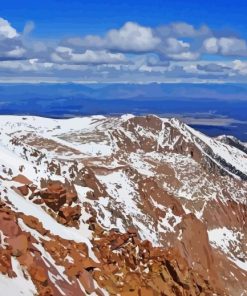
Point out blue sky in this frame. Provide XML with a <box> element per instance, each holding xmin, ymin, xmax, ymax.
<box><xmin>3</xmin><ymin>0</ymin><xmax>247</xmax><ymax>37</ymax></box>
<box><xmin>1</xmin><ymin>0</ymin><xmax>247</xmax><ymax>83</ymax></box>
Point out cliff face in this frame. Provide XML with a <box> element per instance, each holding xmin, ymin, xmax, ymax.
<box><xmin>0</xmin><ymin>115</ymin><xmax>246</xmax><ymax>295</ymax></box>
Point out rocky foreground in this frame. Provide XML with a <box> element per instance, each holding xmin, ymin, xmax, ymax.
<box><xmin>0</xmin><ymin>114</ymin><xmax>246</xmax><ymax>296</ymax></box>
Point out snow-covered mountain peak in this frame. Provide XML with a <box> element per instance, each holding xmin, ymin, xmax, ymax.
<box><xmin>0</xmin><ymin>114</ymin><xmax>246</xmax><ymax>295</ymax></box>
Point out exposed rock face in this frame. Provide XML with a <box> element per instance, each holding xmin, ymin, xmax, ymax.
<box><xmin>0</xmin><ymin>114</ymin><xmax>246</xmax><ymax>295</ymax></box>
<box><xmin>90</xmin><ymin>218</ymin><xmax>224</xmax><ymax>295</ymax></box>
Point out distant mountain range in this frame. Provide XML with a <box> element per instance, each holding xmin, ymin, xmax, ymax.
<box><xmin>0</xmin><ymin>83</ymin><xmax>247</xmax><ymax>140</ymax></box>
<box><xmin>1</xmin><ymin>82</ymin><xmax>247</xmax><ymax>101</ymax></box>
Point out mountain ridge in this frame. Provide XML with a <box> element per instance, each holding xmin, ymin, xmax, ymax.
<box><xmin>0</xmin><ymin>114</ymin><xmax>246</xmax><ymax>295</ymax></box>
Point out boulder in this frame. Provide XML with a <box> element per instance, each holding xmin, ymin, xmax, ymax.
<box><xmin>79</xmin><ymin>269</ymin><xmax>95</xmax><ymax>294</ymax></box>
<box><xmin>7</xmin><ymin>234</ymin><xmax>28</xmax><ymax>257</ymax></box>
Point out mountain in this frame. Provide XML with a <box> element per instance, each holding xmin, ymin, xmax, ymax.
<box><xmin>1</xmin><ymin>83</ymin><xmax>247</xmax><ymax>142</ymax></box>
<box><xmin>2</xmin><ymin>83</ymin><xmax>247</xmax><ymax>101</ymax></box>
<box><xmin>217</xmin><ymin>135</ymin><xmax>247</xmax><ymax>155</ymax></box>
<box><xmin>0</xmin><ymin>114</ymin><xmax>246</xmax><ymax>295</ymax></box>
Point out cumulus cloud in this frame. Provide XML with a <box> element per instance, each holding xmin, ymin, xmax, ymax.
<box><xmin>1</xmin><ymin>16</ymin><xmax>247</xmax><ymax>83</ymax></box>
<box><xmin>0</xmin><ymin>17</ymin><xmax>27</xmax><ymax>60</ymax></box>
<box><xmin>5</xmin><ymin>46</ymin><xmax>26</xmax><ymax>58</ymax></box>
<box><xmin>63</xmin><ymin>22</ymin><xmax>199</xmax><ymax>61</ymax></box>
<box><xmin>105</xmin><ymin>22</ymin><xmax>161</xmax><ymax>52</ymax></box>
<box><xmin>0</xmin><ymin>17</ymin><xmax>19</xmax><ymax>39</ymax></box>
<box><xmin>203</xmin><ymin>37</ymin><xmax>218</xmax><ymax>54</ymax></box>
<box><xmin>203</xmin><ymin>37</ymin><xmax>247</xmax><ymax>56</ymax></box>
<box><xmin>64</xmin><ymin>22</ymin><xmax>161</xmax><ymax>53</ymax></box>
<box><xmin>232</xmin><ymin>60</ymin><xmax>247</xmax><ymax>74</ymax></box>
<box><xmin>156</xmin><ymin>22</ymin><xmax>211</xmax><ymax>38</ymax></box>
<box><xmin>165</xmin><ymin>38</ymin><xmax>190</xmax><ymax>53</ymax></box>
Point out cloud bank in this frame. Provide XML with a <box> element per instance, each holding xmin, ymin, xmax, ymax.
<box><xmin>1</xmin><ymin>17</ymin><xmax>247</xmax><ymax>83</ymax></box>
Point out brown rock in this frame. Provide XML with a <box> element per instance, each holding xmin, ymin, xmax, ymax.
<box><xmin>76</xmin><ymin>167</ymin><xmax>107</xmax><ymax>199</ymax></box>
<box><xmin>138</xmin><ymin>287</ymin><xmax>155</xmax><ymax>296</ymax></box>
<box><xmin>18</xmin><ymin>253</ymin><xmax>34</xmax><ymax>267</ymax></box>
<box><xmin>0</xmin><ymin>211</ymin><xmax>20</xmax><ymax>237</ymax></box>
<box><xmin>58</xmin><ymin>205</ymin><xmax>81</xmax><ymax>226</ymax></box>
<box><xmin>79</xmin><ymin>269</ymin><xmax>95</xmax><ymax>294</ymax></box>
<box><xmin>29</xmin><ymin>265</ymin><xmax>48</xmax><ymax>284</ymax></box>
<box><xmin>12</xmin><ymin>174</ymin><xmax>32</xmax><ymax>185</ymax></box>
<box><xmin>0</xmin><ymin>250</ymin><xmax>13</xmax><ymax>276</ymax></box>
<box><xmin>127</xmin><ymin>226</ymin><xmax>138</xmax><ymax>235</ymax></box>
<box><xmin>111</xmin><ymin>236</ymin><xmax>126</xmax><ymax>250</ymax></box>
<box><xmin>21</xmin><ymin>215</ymin><xmax>47</xmax><ymax>235</ymax></box>
<box><xmin>7</xmin><ymin>234</ymin><xmax>28</xmax><ymax>256</ymax></box>
<box><xmin>80</xmin><ymin>257</ymin><xmax>99</xmax><ymax>270</ymax></box>
<box><xmin>33</xmin><ymin>198</ymin><xmax>44</xmax><ymax>205</ymax></box>
<box><xmin>17</xmin><ymin>185</ymin><xmax>29</xmax><ymax>196</ymax></box>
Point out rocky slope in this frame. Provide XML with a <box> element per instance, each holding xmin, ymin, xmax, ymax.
<box><xmin>0</xmin><ymin>114</ymin><xmax>246</xmax><ymax>295</ymax></box>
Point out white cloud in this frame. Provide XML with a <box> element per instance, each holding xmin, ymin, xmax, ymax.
<box><xmin>203</xmin><ymin>37</ymin><xmax>247</xmax><ymax>56</ymax></box>
<box><xmin>0</xmin><ymin>17</ymin><xmax>27</xmax><ymax>60</ymax></box>
<box><xmin>64</xmin><ymin>23</ymin><xmax>196</xmax><ymax>61</ymax></box>
<box><xmin>219</xmin><ymin>37</ymin><xmax>247</xmax><ymax>55</ymax></box>
<box><xmin>203</xmin><ymin>37</ymin><xmax>218</xmax><ymax>54</ymax></box>
<box><xmin>232</xmin><ymin>60</ymin><xmax>247</xmax><ymax>74</ymax></box>
<box><xmin>105</xmin><ymin>22</ymin><xmax>161</xmax><ymax>52</ymax></box>
<box><xmin>170</xmin><ymin>22</ymin><xmax>197</xmax><ymax>37</ymax></box>
<box><xmin>51</xmin><ymin>47</ymin><xmax>127</xmax><ymax>64</ymax></box>
<box><xmin>166</xmin><ymin>38</ymin><xmax>190</xmax><ymax>53</ymax></box>
<box><xmin>1</xmin><ymin>58</ymin><xmax>247</xmax><ymax>83</ymax></box>
<box><xmin>168</xmin><ymin>51</ymin><xmax>199</xmax><ymax>61</ymax></box>
<box><xmin>1</xmin><ymin>16</ymin><xmax>247</xmax><ymax>83</ymax></box>
<box><xmin>64</xmin><ymin>22</ymin><xmax>161</xmax><ymax>53</ymax></box>
<box><xmin>5</xmin><ymin>46</ymin><xmax>26</xmax><ymax>58</ymax></box>
<box><xmin>156</xmin><ymin>22</ymin><xmax>211</xmax><ymax>38</ymax></box>
<box><xmin>0</xmin><ymin>17</ymin><xmax>18</xmax><ymax>39</ymax></box>
<box><xmin>63</xmin><ymin>22</ymin><xmax>203</xmax><ymax>61</ymax></box>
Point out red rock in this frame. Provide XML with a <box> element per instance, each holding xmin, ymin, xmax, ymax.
<box><xmin>21</xmin><ymin>215</ymin><xmax>47</xmax><ymax>235</ymax></box>
<box><xmin>12</xmin><ymin>174</ymin><xmax>32</xmax><ymax>185</ymax></box>
<box><xmin>111</xmin><ymin>236</ymin><xmax>126</xmax><ymax>250</ymax></box>
<box><xmin>36</xmin><ymin>180</ymin><xmax>80</xmax><ymax>213</ymax></box>
<box><xmin>95</xmin><ymin>288</ymin><xmax>105</xmax><ymax>296</ymax></box>
<box><xmin>127</xmin><ymin>226</ymin><xmax>138</xmax><ymax>235</ymax></box>
<box><xmin>0</xmin><ymin>211</ymin><xmax>20</xmax><ymax>237</ymax></box>
<box><xmin>66</xmin><ymin>191</ymin><xmax>78</xmax><ymax>204</ymax></box>
<box><xmin>0</xmin><ymin>250</ymin><xmax>13</xmax><ymax>275</ymax></box>
<box><xmin>58</xmin><ymin>205</ymin><xmax>81</xmax><ymax>226</ymax></box>
<box><xmin>18</xmin><ymin>253</ymin><xmax>34</xmax><ymax>267</ymax></box>
<box><xmin>29</xmin><ymin>265</ymin><xmax>48</xmax><ymax>284</ymax></box>
<box><xmin>29</xmin><ymin>184</ymin><xmax>38</xmax><ymax>192</ymax></box>
<box><xmin>41</xmin><ymin>191</ymin><xmax>66</xmax><ymax>212</ymax></box>
<box><xmin>33</xmin><ymin>198</ymin><xmax>44</xmax><ymax>205</ymax></box>
<box><xmin>80</xmin><ymin>257</ymin><xmax>99</xmax><ymax>269</ymax></box>
<box><xmin>102</xmin><ymin>263</ymin><xmax>119</xmax><ymax>274</ymax></box>
<box><xmin>17</xmin><ymin>185</ymin><xmax>29</xmax><ymax>196</ymax></box>
<box><xmin>79</xmin><ymin>269</ymin><xmax>95</xmax><ymax>294</ymax></box>
<box><xmin>77</xmin><ymin>167</ymin><xmax>107</xmax><ymax>199</ymax></box>
<box><xmin>7</xmin><ymin>234</ymin><xmax>28</xmax><ymax>256</ymax></box>
<box><xmin>138</xmin><ymin>287</ymin><xmax>155</xmax><ymax>296</ymax></box>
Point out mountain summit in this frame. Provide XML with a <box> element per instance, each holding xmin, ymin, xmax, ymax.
<box><xmin>0</xmin><ymin>115</ymin><xmax>246</xmax><ymax>295</ymax></box>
